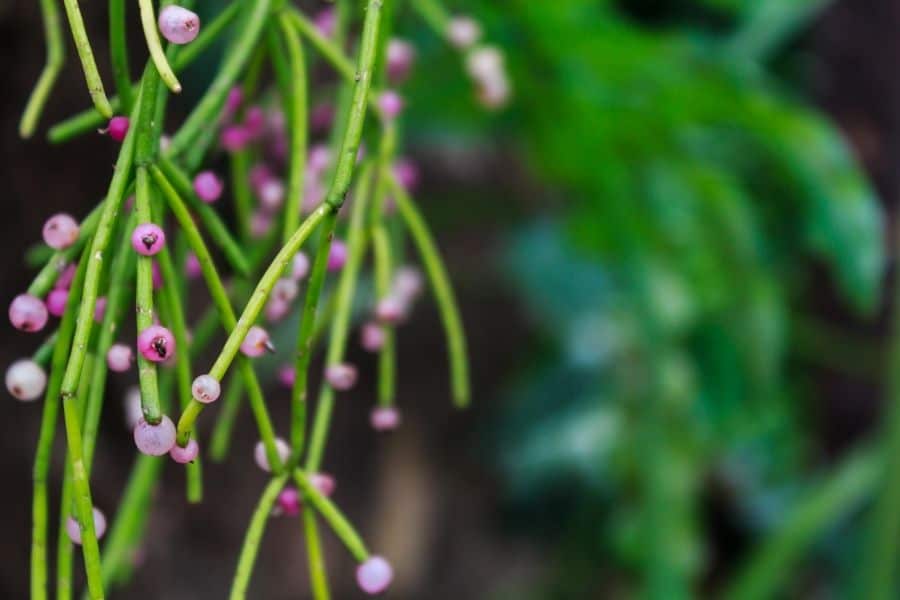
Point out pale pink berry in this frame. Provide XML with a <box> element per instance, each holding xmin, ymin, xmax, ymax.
<box><xmin>6</xmin><ymin>359</ymin><xmax>47</xmax><ymax>401</ymax></box>
<box><xmin>55</xmin><ymin>263</ymin><xmax>76</xmax><ymax>290</ymax></box>
<box><xmin>66</xmin><ymin>507</ymin><xmax>107</xmax><ymax>545</ymax></box>
<box><xmin>191</xmin><ymin>374</ymin><xmax>220</xmax><ymax>404</ymax></box>
<box><xmin>387</xmin><ymin>39</ymin><xmax>415</xmax><ymax>84</ymax></box>
<box><xmin>42</xmin><ymin>213</ymin><xmax>79</xmax><ymax>250</ymax></box>
<box><xmin>249</xmin><ymin>163</ymin><xmax>273</xmax><ymax>191</ymax></box>
<box><xmin>46</xmin><ymin>289</ymin><xmax>69</xmax><ymax>317</ymax></box>
<box><xmin>220</xmin><ymin>125</ymin><xmax>250</xmax><ymax>152</ymax></box>
<box><xmin>370</xmin><ymin>406</ymin><xmax>401</xmax><ymax>432</ymax></box>
<box><xmin>308</xmin><ymin>144</ymin><xmax>332</xmax><ymax>174</ymax></box>
<box><xmin>131</xmin><ymin>223</ymin><xmax>166</xmax><ymax>256</ymax></box>
<box><xmin>133</xmin><ymin>415</ymin><xmax>176</xmax><ymax>456</ymax></box>
<box><xmin>377</xmin><ymin>90</ymin><xmax>405</xmax><ymax>120</ymax></box>
<box><xmin>273</xmin><ymin>279</ymin><xmax>298</xmax><ymax>303</ymax></box>
<box><xmin>278</xmin><ymin>365</ymin><xmax>295</xmax><ymax>389</ymax></box>
<box><xmin>360</xmin><ymin>322</ymin><xmax>385</xmax><ymax>352</ymax></box>
<box><xmin>185</xmin><ymin>253</ymin><xmax>201</xmax><ymax>279</ymax></box>
<box><xmin>254</xmin><ymin>437</ymin><xmax>289</xmax><ymax>472</ymax></box>
<box><xmin>291</xmin><ymin>252</ymin><xmax>310</xmax><ymax>281</ymax></box>
<box><xmin>277</xmin><ymin>487</ymin><xmax>301</xmax><ymax>516</ymax></box>
<box><xmin>447</xmin><ymin>16</ymin><xmax>482</xmax><ymax>48</ymax></box>
<box><xmin>466</xmin><ymin>46</ymin><xmax>503</xmax><ymax>80</ymax></box>
<box><xmin>106</xmin><ymin>343</ymin><xmax>133</xmax><ymax>372</ymax></box>
<box><xmin>313</xmin><ymin>7</ymin><xmax>336</xmax><ymax>38</ymax></box>
<box><xmin>9</xmin><ymin>294</ymin><xmax>48</xmax><ymax>332</ymax></box>
<box><xmin>328</xmin><ymin>240</ymin><xmax>347</xmax><ymax>272</ymax></box>
<box><xmin>258</xmin><ymin>179</ymin><xmax>285</xmax><ymax>211</ymax></box>
<box><xmin>137</xmin><ymin>324</ymin><xmax>176</xmax><ymax>362</ymax></box>
<box><xmin>309</xmin><ymin>472</ymin><xmax>336</xmax><ymax>497</ymax></box>
<box><xmin>356</xmin><ymin>556</ymin><xmax>393</xmax><ymax>595</ymax></box>
<box><xmin>393</xmin><ymin>158</ymin><xmax>419</xmax><ymax>192</ymax></box>
<box><xmin>160</xmin><ymin>134</ymin><xmax>172</xmax><ymax>152</ymax></box>
<box><xmin>158</xmin><ymin>5</ymin><xmax>200</xmax><ymax>45</ymax></box>
<box><xmin>241</xmin><ymin>325</ymin><xmax>274</xmax><ymax>357</ymax></box>
<box><xmin>325</xmin><ymin>363</ymin><xmax>357</xmax><ymax>391</ymax></box>
<box><xmin>250</xmin><ymin>211</ymin><xmax>272</xmax><ymax>238</ymax></box>
<box><xmin>477</xmin><ymin>75</ymin><xmax>511</xmax><ymax>109</ymax></box>
<box><xmin>169</xmin><ymin>439</ymin><xmax>199</xmax><ymax>463</ymax></box>
<box><xmin>106</xmin><ymin>116</ymin><xmax>130</xmax><ymax>142</ymax></box>
<box><xmin>193</xmin><ymin>171</ymin><xmax>224</xmax><ymax>203</ymax></box>
<box><xmin>394</xmin><ymin>267</ymin><xmax>424</xmax><ymax>300</ymax></box>
<box><xmin>265</xmin><ymin>297</ymin><xmax>290</xmax><ymax>322</ymax></box>
<box><xmin>375</xmin><ymin>296</ymin><xmax>405</xmax><ymax>324</ymax></box>
<box><xmin>123</xmin><ymin>386</ymin><xmax>143</xmax><ymax>430</ymax></box>
<box><xmin>94</xmin><ymin>296</ymin><xmax>107</xmax><ymax>323</ymax></box>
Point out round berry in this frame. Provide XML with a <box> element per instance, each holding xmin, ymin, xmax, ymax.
<box><xmin>106</xmin><ymin>343</ymin><xmax>133</xmax><ymax>372</ymax></box>
<box><xmin>185</xmin><ymin>252</ymin><xmax>202</xmax><ymax>279</ymax></box>
<box><xmin>375</xmin><ymin>296</ymin><xmax>406</xmax><ymax>324</ymax></box>
<box><xmin>131</xmin><ymin>223</ymin><xmax>166</xmax><ymax>256</ymax></box>
<box><xmin>278</xmin><ymin>365</ymin><xmax>295</xmax><ymax>389</ymax></box>
<box><xmin>265</xmin><ymin>297</ymin><xmax>290</xmax><ymax>322</ymax></box>
<box><xmin>106</xmin><ymin>116</ymin><xmax>130</xmax><ymax>142</ymax></box>
<box><xmin>273</xmin><ymin>278</ymin><xmax>298</xmax><ymax>303</ymax></box>
<box><xmin>313</xmin><ymin>7</ymin><xmax>336</xmax><ymax>38</ymax></box>
<box><xmin>360</xmin><ymin>322</ymin><xmax>385</xmax><ymax>352</ymax></box>
<box><xmin>291</xmin><ymin>252</ymin><xmax>311</xmax><ymax>281</ymax></box>
<box><xmin>250</xmin><ymin>211</ymin><xmax>272</xmax><ymax>239</ymax></box>
<box><xmin>220</xmin><ymin>125</ymin><xmax>250</xmax><ymax>152</ymax></box>
<box><xmin>137</xmin><ymin>324</ymin><xmax>176</xmax><ymax>362</ymax></box>
<box><xmin>169</xmin><ymin>439</ymin><xmax>199</xmax><ymax>463</ymax></box>
<box><xmin>9</xmin><ymin>294</ymin><xmax>49</xmax><ymax>332</ymax></box>
<box><xmin>277</xmin><ymin>487</ymin><xmax>301</xmax><ymax>516</ymax></box>
<box><xmin>324</xmin><ymin>363</ymin><xmax>357</xmax><ymax>391</ymax></box>
<box><xmin>133</xmin><ymin>416</ymin><xmax>176</xmax><ymax>456</ymax></box>
<box><xmin>258</xmin><ymin>179</ymin><xmax>285</xmax><ymax>211</ymax></box>
<box><xmin>356</xmin><ymin>556</ymin><xmax>393</xmax><ymax>595</ymax></box>
<box><xmin>447</xmin><ymin>16</ymin><xmax>482</xmax><ymax>49</ymax></box>
<box><xmin>249</xmin><ymin>163</ymin><xmax>274</xmax><ymax>191</ymax></box>
<box><xmin>327</xmin><ymin>240</ymin><xmax>348</xmax><ymax>272</ymax></box>
<box><xmin>6</xmin><ymin>359</ymin><xmax>47</xmax><ymax>401</ymax></box>
<box><xmin>240</xmin><ymin>326</ymin><xmax>273</xmax><ymax>357</ymax></box>
<box><xmin>309</xmin><ymin>472</ymin><xmax>336</xmax><ymax>497</ymax></box>
<box><xmin>394</xmin><ymin>266</ymin><xmax>424</xmax><ymax>300</ymax></box>
<box><xmin>393</xmin><ymin>158</ymin><xmax>420</xmax><ymax>192</ymax></box>
<box><xmin>66</xmin><ymin>507</ymin><xmax>107</xmax><ymax>545</ymax></box>
<box><xmin>377</xmin><ymin>90</ymin><xmax>405</xmax><ymax>121</ymax></box>
<box><xmin>191</xmin><ymin>374</ymin><xmax>221</xmax><ymax>404</ymax></box>
<box><xmin>46</xmin><ymin>289</ymin><xmax>69</xmax><ymax>317</ymax></box>
<box><xmin>386</xmin><ymin>39</ymin><xmax>415</xmax><ymax>84</ymax></box>
<box><xmin>254</xmin><ymin>437</ymin><xmax>290</xmax><ymax>473</ymax></box>
<box><xmin>193</xmin><ymin>171</ymin><xmax>224</xmax><ymax>203</ymax></box>
<box><xmin>42</xmin><ymin>213</ymin><xmax>79</xmax><ymax>250</ymax></box>
<box><xmin>158</xmin><ymin>5</ymin><xmax>200</xmax><ymax>45</ymax></box>
<box><xmin>55</xmin><ymin>263</ymin><xmax>77</xmax><ymax>290</ymax></box>
<box><xmin>123</xmin><ymin>386</ymin><xmax>143</xmax><ymax>430</ymax></box>
<box><xmin>370</xmin><ymin>407</ymin><xmax>402</xmax><ymax>432</ymax></box>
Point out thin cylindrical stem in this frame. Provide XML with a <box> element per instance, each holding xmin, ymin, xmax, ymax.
<box><xmin>372</xmin><ymin>226</ymin><xmax>396</xmax><ymax>406</ymax></box>
<box><xmin>134</xmin><ymin>168</ymin><xmax>163</xmax><ymax>424</ymax></box>
<box><xmin>303</xmin><ymin>507</ymin><xmax>331</xmax><ymax>600</ymax></box>
<box><xmin>288</xmin><ymin>9</ymin><xmax>355</xmax><ymax>81</ymax></box>
<box><xmin>137</xmin><ymin>0</ymin><xmax>182</xmax><ymax>92</ymax></box>
<box><xmin>279</xmin><ymin>13</ymin><xmax>309</xmax><ymax>242</ymax></box>
<box><xmin>109</xmin><ymin>0</ymin><xmax>133</xmax><ymax>113</ymax></box>
<box><xmin>229</xmin><ymin>151</ymin><xmax>253</xmax><ymax>242</ymax></box>
<box><xmin>19</xmin><ymin>0</ymin><xmax>65</xmax><ymax>137</ymax></box>
<box><xmin>61</xmin><ymin>0</ymin><xmax>113</xmax><ymax>117</ymax></box>
<box><xmin>295</xmin><ymin>471</ymin><xmax>369</xmax><ymax>562</ymax></box>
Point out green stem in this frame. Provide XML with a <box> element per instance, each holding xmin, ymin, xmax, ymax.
<box><xmin>288</xmin><ymin>8</ymin><xmax>355</xmax><ymax>81</ymax></box>
<box><xmin>408</xmin><ymin>0</ymin><xmax>450</xmax><ymax>33</ymax></box>
<box><xmin>134</xmin><ymin>168</ymin><xmax>163</xmax><ymax>424</ymax></box>
<box><xmin>228</xmin><ymin>475</ymin><xmax>289</xmax><ymax>600</ymax></box>
<box><xmin>302</xmin><ymin>507</ymin><xmax>331</xmax><ymax>600</ymax></box>
<box><xmin>137</xmin><ymin>0</ymin><xmax>182</xmax><ymax>93</ymax></box>
<box><xmin>108</xmin><ymin>0</ymin><xmax>133</xmax><ymax>113</ymax></box>
<box><xmin>61</xmin><ymin>0</ymin><xmax>113</xmax><ymax>118</ymax></box>
<box><xmin>372</xmin><ymin>226</ymin><xmax>396</xmax><ymax>407</ymax></box>
<box><xmin>295</xmin><ymin>471</ymin><xmax>369</xmax><ymax>562</ymax></box>
<box><xmin>279</xmin><ymin>13</ymin><xmax>308</xmax><ymax>243</ymax></box>
<box><xmin>19</xmin><ymin>0</ymin><xmax>65</xmax><ymax>137</ymax></box>
<box><xmin>390</xmin><ymin>176</ymin><xmax>470</xmax><ymax>407</ymax></box>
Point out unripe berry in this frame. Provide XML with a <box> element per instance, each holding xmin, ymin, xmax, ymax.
<box><xmin>254</xmin><ymin>437</ymin><xmax>290</xmax><ymax>473</ymax></box>
<box><xmin>360</xmin><ymin>322</ymin><xmax>385</xmax><ymax>352</ymax></box>
<box><xmin>356</xmin><ymin>556</ymin><xmax>394</xmax><ymax>595</ymax></box>
<box><xmin>370</xmin><ymin>407</ymin><xmax>402</xmax><ymax>432</ymax></box>
<box><xmin>193</xmin><ymin>171</ymin><xmax>224</xmax><ymax>203</ymax></box>
<box><xmin>42</xmin><ymin>213</ymin><xmax>79</xmax><ymax>250</ymax></box>
<box><xmin>447</xmin><ymin>16</ymin><xmax>482</xmax><ymax>49</ymax></box>
<box><xmin>6</xmin><ymin>359</ymin><xmax>47</xmax><ymax>401</ymax></box>
<box><xmin>106</xmin><ymin>343</ymin><xmax>133</xmax><ymax>372</ymax></box>
<box><xmin>377</xmin><ymin>90</ymin><xmax>405</xmax><ymax>121</ymax></box>
<box><xmin>66</xmin><ymin>507</ymin><xmax>107</xmax><ymax>545</ymax></box>
<box><xmin>137</xmin><ymin>324</ymin><xmax>176</xmax><ymax>362</ymax></box>
<box><xmin>131</xmin><ymin>223</ymin><xmax>166</xmax><ymax>256</ymax></box>
<box><xmin>328</xmin><ymin>240</ymin><xmax>348</xmax><ymax>272</ymax></box>
<box><xmin>191</xmin><ymin>374</ymin><xmax>221</xmax><ymax>404</ymax></box>
<box><xmin>158</xmin><ymin>5</ymin><xmax>200</xmax><ymax>45</ymax></box>
<box><xmin>106</xmin><ymin>116</ymin><xmax>130</xmax><ymax>142</ymax></box>
<box><xmin>9</xmin><ymin>293</ymin><xmax>48</xmax><ymax>332</ymax></box>
<box><xmin>291</xmin><ymin>252</ymin><xmax>311</xmax><ymax>281</ymax></box>
<box><xmin>241</xmin><ymin>325</ymin><xmax>274</xmax><ymax>357</ymax></box>
<box><xmin>169</xmin><ymin>439</ymin><xmax>199</xmax><ymax>463</ymax></box>
<box><xmin>46</xmin><ymin>288</ymin><xmax>69</xmax><ymax>317</ymax></box>
<box><xmin>325</xmin><ymin>363</ymin><xmax>357</xmax><ymax>391</ymax></box>
<box><xmin>133</xmin><ymin>416</ymin><xmax>176</xmax><ymax>456</ymax></box>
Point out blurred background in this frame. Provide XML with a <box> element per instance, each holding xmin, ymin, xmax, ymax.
<box><xmin>3</xmin><ymin>0</ymin><xmax>900</xmax><ymax>597</ymax></box>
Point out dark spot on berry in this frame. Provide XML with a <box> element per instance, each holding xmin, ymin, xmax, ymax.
<box><xmin>141</xmin><ymin>234</ymin><xmax>157</xmax><ymax>250</ymax></box>
<box><xmin>152</xmin><ymin>337</ymin><xmax>168</xmax><ymax>358</ymax></box>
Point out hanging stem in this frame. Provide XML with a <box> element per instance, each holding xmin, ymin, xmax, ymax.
<box><xmin>279</xmin><ymin>13</ymin><xmax>309</xmax><ymax>242</ymax></box>
<box><xmin>20</xmin><ymin>0</ymin><xmax>66</xmax><ymax>137</ymax></box>
<box><xmin>137</xmin><ymin>0</ymin><xmax>182</xmax><ymax>93</ymax></box>
<box><xmin>294</xmin><ymin>471</ymin><xmax>369</xmax><ymax>562</ymax></box>
<box><xmin>108</xmin><ymin>0</ymin><xmax>133</xmax><ymax>113</ymax></box>
<box><xmin>60</xmin><ymin>0</ymin><xmax>113</xmax><ymax>118</ymax></box>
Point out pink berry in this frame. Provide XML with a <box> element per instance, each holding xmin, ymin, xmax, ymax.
<box><xmin>169</xmin><ymin>439</ymin><xmax>199</xmax><ymax>463</ymax></box>
<box><xmin>447</xmin><ymin>16</ymin><xmax>482</xmax><ymax>48</ymax></box>
<box><xmin>66</xmin><ymin>507</ymin><xmax>107</xmax><ymax>545</ymax></box>
<box><xmin>158</xmin><ymin>5</ymin><xmax>200</xmax><ymax>45</ymax></box>
<box><xmin>356</xmin><ymin>556</ymin><xmax>393</xmax><ymax>595</ymax></box>
<box><xmin>377</xmin><ymin>90</ymin><xmax>405</xmax><ymax>121</ymax></box>
<box><xmin>6</xmin><ymin>359</ymin><xmax>47</xmax><ymax>401</ymax></box>
<box><xmin>325</xmin><ymin>363</ymin><xmax>357</xmax><ymax>391</ymax></box>
<box><xmin>220</xmin><ymin>125</ymin><xmax>250</xmax><ymax>152</ymax></box>
<box><xmin>328</xmin><ymin>240</ymin><xmax>347</xmax><ymax>272</ymax></box>
<box><xmin>394</xmin><ymin>267</ymin><xmax>424</xmax><ymax>300</ymax></box>
<box><xmin>309</xmin><ymin>472</ymin><xmax>336</xmax><ymax>497</ymax></box>
<box><xmin>250</xmin><ymin>211</ymin><xmax>272</xmax><ymax>239</ymax></box>
<box><xmin>137</xmin><ymin>324</ymin><xmax>176</xmax><ymax>362</ymax></box>
<box><xmin>258</xmin><ymin>179</ymin><xmax>285</xmax><ymax>211</ymax></box>
<box><xmin>191</xmin><ymin>374</ymin><xmax>221</xmax><ymax>404</ymax></box>
<box><xmin>46</xmin><ymin>289</ymin><xmax>69</xmax><ymax>317</ymax></box>
<box><xmin>249</xmin><ymin>163</ymin><xmax>273</xmax><ymax>191</ymax></box>
<box><xmin>193</xmin><ymin>171</ymin><xmax>224</xmax><ymax>203</ymax></box>
<box><xmin>291</xmin><ymin>252</ymin><xmax>310</xmax><ymax>281</ymax></box>
<box><xmin>55</xmin><ymin>263</ymin><xmax>76</xmax><ymax>290</ymax></box>
<box><xmin>265</xmin><ymin>297</ymin><xmax>290</xmax><ymax>322</ymax></box>
<box><xmin>151</xmin><ymin>261</ymin><xmax>164</xmax><ymax>290</ymax></box>
<box><xmin>224</xmin><ymin>86</ymin><xmax>243</xmax><ymax>120</ymax></box>
<box><xmin>243</xmin><ymin>106</ymin><xmax>266</xmax><ymax>140</ymax></box>
<box><xmin>308</xmin><ymin>144</ymin><xmax>332</xmax><ymax>174</ymax></box>
<box><xmin>313</xmin><ymin>7</ymin><xmax>336</xmax><ymax>38</ymax></box>
<box><xmin>42</xmin><ymin>213</ymin><xmax>79</xmax><ymax>250</ymax></box>
<box><xmin>133</xmin><ymin>415</ymin><xmax>176</xmax><ymax>456</ymax></box>
<box><xmin>123</xmin><ymin>386</ymin><xmax>143</xmax><ymax>430</ymax></box>
<box><xmin>106</xmin><ymin>343</ymin><xmax>133</xmax><ymax>372</ymax></box>
<box><xmin>360</xmin><ymin>322</ymin><xmax>385</xmax><ymax>352</ymax></box>
<box><xmin>387</xmin><ymin>39</ymin><xmax>415</xmax><ymax>84</ymax></box>
<box><xmin>94</xmin><ymin>296</ymin><xmax>107</xmax><ymax>323</ymax></box>
<box><xmin>9</xmin><ymin>294</ymin><xmax>48</xmax><ymax>332</ymax></box>
<box><xmin>277</xmin><ymin>487</ymin><xmax>301</xmax><ymax>516</ymax></box>
<box><xmin>106</xmin><ymin>116</ymin><xmax>130</xmax><ymax>142</ymax></box>
<box><xmin>241</xmin><ymin>325</ymin><xmax>273</xmax><ymax>357</ymax></box>
<box><xmin>254</xmin><ymin>437</ymin><xmax>289</xmax><ymax>473</ymax></box>
<box><xmin>185</xmin><ymin>253</ymin><xmax>202</xmax><ymax>279</ymax></box>
<box><xmin>278</xmin><ymin>365</ymin><xmax>295</xmax><ymax>389</ymax></box>
<box><xmin>370</xmin><ymin>407</ymin><xmax>402</xmax><ymax>432</ymax></box>
<box><xmin>131</xmin><ymin>223</ymin><xmax>166</xmax><ymax>256</ymax></box>
<box><xmin>375</xmin><ymin>296</ymin><xmax>406</xmax><ymax>324</ymax></box>
<box><xmin>273</xmin><ymin>278</ymin><xmax>298</xmax><ymax>303</ymax></box>
<box><xmin>393</xmin><ymin>158</ymin><xmax>419</xmax><ymax>192</ymax></box>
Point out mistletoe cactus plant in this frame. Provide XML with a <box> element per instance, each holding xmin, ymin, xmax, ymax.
<box><xmin>10</xmin><ymin>0</ymin><xmax>508</xmax><ymax>597</ymax></box>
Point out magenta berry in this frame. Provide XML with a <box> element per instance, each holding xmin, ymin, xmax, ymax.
<box><xmin>254</xmin><ymin>438</ymin><xmax>290</xmax><ymax>473</ymax></box>
<box><xmin>106</xmin><ymin>343</ymin><xmax>133</xmax><ymax>372</ymax></box>
<box><xmin>42</xmin><ymin>213</ymin><xmax>79</xmax><ymax>250</ymax></box>
<box><xmin>94</xmin><ymin>296</ymin><xmax>107</xmax><ymax>323</ymax></box>
<box><xmin>66</xmin><ymin>507</ymin><xmax>107</xmax><ymax>545</ymax></box>
<box><xmin>185</xmin><ymin>252</ymin><xmax>201</xmax><ymax>279</ymax></box>
<box><xmin>447</xmin><ymin>16</ymin><xmax>482</xmax><ymax>48</ymax></box>
<box><xmin>105</xmin><ymin>116</ymin><xmax>130</xmax><ymax>142</ymax></box>
<box><xmin>277</xmin><ymin>487</ymin><xmax>301</xmax><ymax>516</ymax></box>
<box><xmin>291</xmin><ymin>252</ymin><xmax>310</xmax><ymax>281</ymax></box>
<box><xmin>220</xmin><ymin>125</ymin><xmax>250</xmax><ymax>152</ymax></box>
<box><xmin>387</xmin><ymin>39</ymin><xmax>415</xmax><ymax>84</ymax></box>
<box><xmin>325</xmin><ymin>363</ymin><xmax>357</xmax><ymax>391</ymax></box>
<box><xmin>377</xmin><ymin>90</ymin><xmax>405</xmax><ymax>120</ymax></box>
<box><xmin>393</xmin><ymin>158</ymin><xmax>420</xmax><ymax>192</ymax></box>
<box><xmin>370</xmin><ymin>407</ymin><xmax>402</xmax><ymax>432</ymax></box>
<box><xmin>249</xmin><ymin>163</ymin><xmax>273</xmax><ymax>191</ymax></box>
<box><xmin>133</xmin><ymin>416</ymin><xmax>176</xmax><ymax>456</ymax></box>
<box><xmin>9</xmin><ymin>293</ymin><xmax>48</xmax><ymax>332</ymax></box>
<box><xmin>224</xmin><ymin>86</ymin><xmax>243</xmax><ymax>120</ymax></box>
<box><xmin>55</xmin><ymin>263</ymin><xmax>76</xmax><ymax>290</ymax></box>
<box><xmin>278</xmin><ymin>365</ymin><xmax>296</xmax><ymax>389</ymax></box>
<box><xmin>356</xmin><ymin>556</ymin><xmax>393</xmax><ymax>595</ymax></box>
<box><xmin>191</xmin><ymin>374</ymin><xmax>221</xmax><ymax>404</ymax></box>
<box><xmin>193</xmin><ymin>171</ymin><xmax>224</xmax><ymax>203</ymax></box>
<box><xmin>46</xmin><ymin>288</ymin><xmax>69</xmax><ymax>317</ymax></box>
<box><xmin>6</xmin><ymin>359</ymin><xmax>47</xmax><ymax>401</ymax></box>
<box><xmin>328</xmin><ymin>239</ymin><xmax>348</xmax><ymax>272</ymax></box>
<box><xmin>158</xmin><ymin>5</ymin><xmax>200</xmax><ymax>45</ymax></box>
<box><xmin>131</xmin><ymin>223</ymin><xmax>166</xmax><ymax>256</ymax></box>
<box><xmin>360</xmin><ymin>322</ymin><xmax>386</xmax><ymax>352</ymax></box>
<box><xmin>241</xmin><ymin>325</ymin><xmax>274</xmax><ymax>357</ymax></box>
<box><xmin>375</xmin><ymin>296</ymin><xmax>405</xmax><ymax>324</ymax></box>
<box><xmin>313</xmin><ymin>7</ymin><xmax>336</xmax><ymax>38</ymax></box>
<box><xmin>137</xmin><ymin>324</ymin><xmax>176</xmax><ymax>362</ymax></box>
<box><xmin>170</xmin><ymin>439</ymin><xmax>199</xmax><ymax>464</ymax></box>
